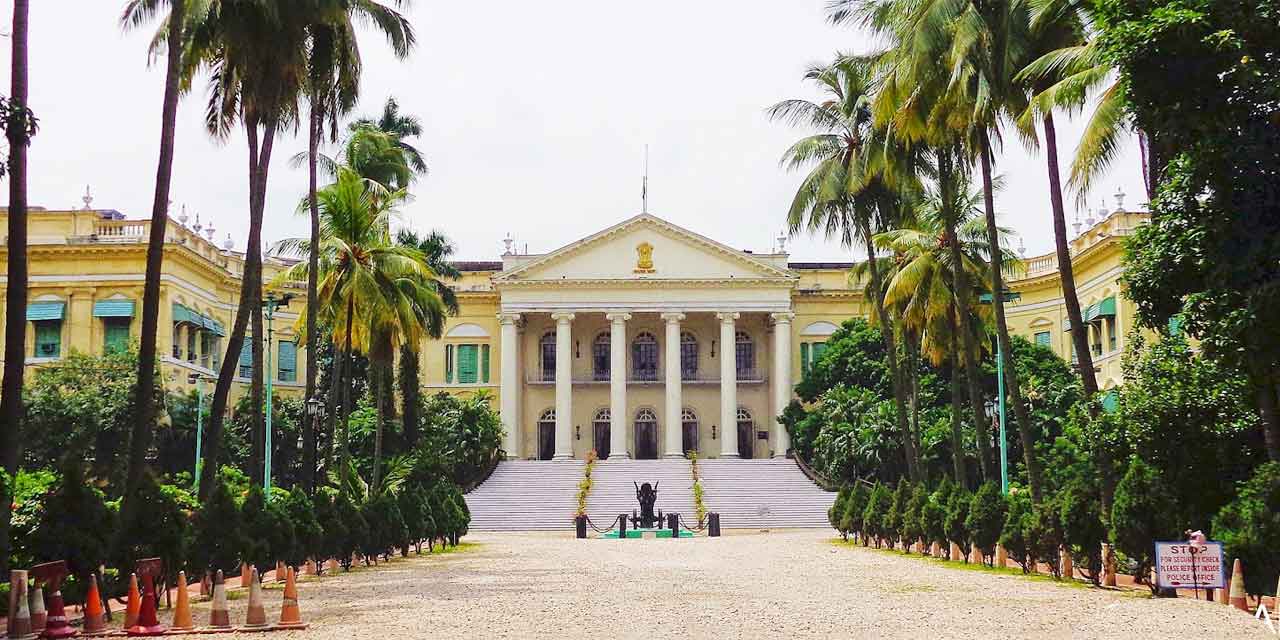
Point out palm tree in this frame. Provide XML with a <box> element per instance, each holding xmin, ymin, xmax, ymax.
<box><xmin>177</xmin><ymin>0</ymin><xmax>316</xmax><ymax>498</ymax></box>
<box><xmin>119</xmin><ymin>0</ymin><xmax>188</xmax><ymax>525</ymax></box>
<box><xmin>352</xmin><ymin>96</ymin><xmax>428</xmax><ymax>175</ymax></box>
<box><xmin>300</xmin><ymin>0</ymin><xmax>414</xmax><ymax>494</ymax></box>
<box><xmin>394</xmin><ymin>229</ymin><xmax>460</xmax><ymax>447</ymax></box>
<box><xmin>0</xmin><ymin>0</ymin><xmax>33</xmax><ymax>579</ymax></box>
<box><xmin>276</xmin><ymin>167</ymin><xmax>443</xmax><ymax>495</ymax></box>
<box><xmin>769</xmin><ymin>56</ymin><xmax>923</xmax><ymax>481</ymax></box>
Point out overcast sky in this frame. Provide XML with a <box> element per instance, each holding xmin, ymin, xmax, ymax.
<box><xmin>3</xmin><ymin>1</ymin><xmax>1146</xmax><ymax>262</ymax></box>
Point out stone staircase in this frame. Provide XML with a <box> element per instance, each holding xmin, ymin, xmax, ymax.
<box><xmin>584</xmin><ymin>459</ymin><xmax>696</xmax><ymax>527</ymax></box>
<box><xmin>464</xmin><ymin>457</ymin><xmax>836</xmax><ymax>531</ymax></box>
<box><xmin>464</xmin><ymin>460</ymin><xmax>583</xmax><ymax>531</ymax></box>
<box><xmin>697</xmin><ymin>458</ymin><xmax>836</xmax><ymax>529</ymax></box>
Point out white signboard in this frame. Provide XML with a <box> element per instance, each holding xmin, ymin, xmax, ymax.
<box><xmin>1155</xmin><ymin>541</ymin><xmax>1225</xmax><ymax>589</ymax></box>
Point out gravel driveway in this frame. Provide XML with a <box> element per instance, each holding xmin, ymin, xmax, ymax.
<box><xmin>199</xmin><ymin>530</ymin><xmax>1273</xmax><ymax>639</ymax></box>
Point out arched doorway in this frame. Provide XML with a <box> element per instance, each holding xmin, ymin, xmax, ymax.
<box><xmin>537</xmin><ymin>408</ymin><xmax>555</xmax><ymax>460</ymax></box>
<box><xmin>593</xmin><ymin>408</ymin><xmax>611</xmax><ymax>459</ymax></box>
<box><xmin>634</xmin><ymin>408</ymin><xmax>658</xmax><ymax>459</ymax></box>
<box><xmin>681</xmin><ymin>408</ymin><xmax>699</xmax><ymax>456</ymax></box>
<box><xmin>736</xmin><ymin>407</ymin><xmax>755</xmax><ymax>460</ymax></box>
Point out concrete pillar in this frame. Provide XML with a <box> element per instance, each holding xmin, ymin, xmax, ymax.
<box><xmin>607</xmin><ymin>312</ymin><xmax>630</xmax><ymax>459</ymax></box>
<box><xmin>770</xmin><ymin>312</ymin><xmax>794</xmax><ymax>457</ymax></box>
<box><xmin>717</xmin><ymin>312</ymin><xmax>740</xmax><ymax>458</ymax></box>
<box><xmin>498</xmin><ymin>313</ymin><xmax>521</xmax><ymax>459</ymax></box>
<box><xmin>662</xmin><ymin>312</ymin><xmax>685</xmax><ymax>458</ymax></box>
<box><xmin>552</xmin><ymin>312</ymin><xmax>575</xmax><ymax>460</ymax></box>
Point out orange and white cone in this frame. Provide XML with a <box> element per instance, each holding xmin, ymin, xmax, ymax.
<box><xmin>1229</xmin><ymin>558</ymin><xmax>1249</xmax><ymax>612</ymax></box>
<box><xmin>241</xmin><ymin>567</ymin><xmax>270</xmax><ymax>631</ymax></box>
<box><xmin>240</xmin><ymin>563</ymin><xmax>251</xmax><ymax>589</ymax></box>
<box><xmin>276</xmin><ymin>561</ymin><xmax>286</xmax><ymax>584</ymax></box>
<box><xmin>207</xmin><ymin>570</ymin><xmax>232</xmax><ymax>633</ymax></box>
<box><xmin>81</xmin><ymin>574</ymin><xmax>107</xmax><ymax>636</ymax></box>
<box><xmin>7</xmin><ymin>570</ymin><xmax>36</xmax><ymax>640</ymax></box>
<box><xmin>274</xmin><ymin>567</ymin><xmax>307</xmax><ymax>630</ymax></box>
<box><xmin>170</xmin><ymin>571</ymin><xmax>194</xmax><ymax>632</ymax></box>
<box><xmin>123</xmin><ymin>573</ymin><xmax>141</xmax><ymax>630</ymax></box>
<box><xmin>27</xmin><ymin>583</ymin><xmax>45</xmax><ymax>635</ymax></box>
<box><xmin>38</xmin><ymin>579</ymin><xmax>77</xmax><ymax>640</ymax></box>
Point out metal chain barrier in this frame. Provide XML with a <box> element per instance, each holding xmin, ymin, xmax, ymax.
<box><xmin>583</xmin><ymin>515</ymin><xmax>621</xmax><ymax>534</ymax></box>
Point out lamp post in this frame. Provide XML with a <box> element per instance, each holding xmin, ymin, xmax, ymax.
<box><xmin>978</xmin><ymin>290</ymin><xmax>1021</xmax><ymax>495</ymax></box>
<box><xmin>261</xmin><ymin>292</ymin><xmax>293</xmax><ymax>495</ymax></box>
<box><xmin>187</xmin><ymin>372</ymin><xmax>214</xmax><ymax>494</ymax></box>
<box><xmin>305</xmin><ymin>397</ymin><xmax>323</xmax><ymax>493</ymax></box>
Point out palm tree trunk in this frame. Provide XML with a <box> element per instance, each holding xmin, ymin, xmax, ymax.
<box><xmin>372</xmin><ymin>361</ymin><xmax>384</xmax><ymax>493</ymax></box>
<box><xmin>1043</xmin><ymin>113</ymin><xmax>1112</xmax><ymax>509</ymax></box>
<box><xmin>947</xmin><ymin>303</ymin><xmax>968</xmax><ymax>487</ymax></box>
<box><xmin>200</xmin><ymin>120</ymin><xmax>276</xmax><ymax>499</ymax></box>
<box><xmin>399</xmin><ymin>344</ymin><xmax>420</xmax><ymax>448</ymax></box>
<box><xmin>978</xmin><ymin>131</ymin><xmax>1044</xmax><ymax>503</ymax></box>
<box><xmin>859</xmin><ymin>221</ymin><xmax>919</xmax><ymax>482</ymax></box>
<box><xmin>303</xmin><ymin>102</ymin><xmax>321</xmax><ymax>494</ymax></box>
<box><xmin>939</xmin><ymin>150</ymin><xmax>994</xmax><ymax>481</ymax></box>
<box><xmin>338</xmin><ymin>296</ymin><xmax>355</xmax><ymax>494</ymax></box>
<box><xmin>323</xmin><ymin>339</ymin><xmax>340</xmax><ymax>477</ymax></box>
<box><xmin>123</xmin><ymin>0</ymin><xmax>186</xmax><ymax>533</ymax></box>
<box><xmin>0</xmin><ymin>0</ymin><xmax>32</xmax><ymax>578</ymax></box>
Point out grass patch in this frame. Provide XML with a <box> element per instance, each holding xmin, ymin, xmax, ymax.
<box><xmin>829</xmin><ymin>538</ymin><xmax>1091</xmax><ymax>590</ymax></box>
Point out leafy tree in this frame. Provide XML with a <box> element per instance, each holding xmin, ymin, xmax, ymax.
<box><xmin>190</xmin><ymin>470</ymin><xmax>244</xmax><ymax>577</ymax></box>
<box><xmin>1212</xmin><ymin>462</ymin><xmax>1280</xmax><ymax>598</ymax></box>
<box><xmin>240</xmin><ymin>486</ymin><xmax>295</xmax><ymax>575</ymax></box>
<box><xmin>1058</xmin><ymin>479</ymin><xmax>1106</xmax><ymax>584</ymax></box>
<box><xmin>27</xmin><ymin>458</ymin><xmax>113</xmax><ymax>583</ymax></box>
<box><xmin>282</xmin><ymin>488</ymin><xmax>322</xmax><ymax>569</ymax></box>
<box><xmin>794</xmin><ymin>318</ymin><xmax>892</xmax><ymax>403</ymax></box>
<box><xmin>332</xmin><ymin>493</ymin><xmax>366</xmax><ymax>570</ymax></box>
<box><xmin>901</xmin><ymin>483</ymin><xmax>928</xmax><ymax>552</ymax></box>
<box><xmin>1024</xmin><ymin>498</ymin><xmax>1065</xmax><ymax>579</ymax></box>
<box><xmin>1111</xmin><ymin>460</ymin><xmax>1179</xmax><ymax>593</ymax></box>
<box><xmin>944</xmin><ymin>488</ymin><xmax>973</xmax><ymax>562</ymax></box>
<box><xmin>1000</xmin><ymin>490</ymin><xmax>1035</xmax><ymax>573</ymax></box>
<box><xmin>829</xmin><ymin>488</ymin><xmax>850</xmax><ymax>539</ymax></box>
<box><xmin>966</xmin><ymin>483</ymin><xmax>1006</xmax><ymax>565</ymax></box>
<box><xmin>921</xmin><ymin>483</ymin><xmax>950</xmax><ymax>553</ymax></box>
<box><xmin>862</xmin><ymin>482</ymin><xmax>890</xmax><ymax>547</ymax></box>
<box><xmin>840</xmin><ymin>483</ymin><xmax>870</xmax><ymax>544</ymax></box>
<box><xmin>884</xmin><ymin>480</ymin><xmax>910</xmax><ymax>550</ymax></box>
<box><xmin>115</xmin><ymin>472</ymin><xmax>196</xmax><ymax>586</ymax></box>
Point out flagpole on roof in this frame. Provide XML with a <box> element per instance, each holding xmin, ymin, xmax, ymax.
<box><xmin>642</xmin><ymin>144</ymin><xmax>649</xmax><ymax>214</ymax></box>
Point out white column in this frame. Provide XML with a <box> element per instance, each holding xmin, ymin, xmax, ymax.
<box><xmin>552</xmin><ymin>312</ymin><xmax>575</xmax><ymax>460</ymax></box>
<box><xmin>718</xmin><ymin>311</ymin><xmax>740</xmax><ymax>458</ymax></box>
<box><xmin>771</xmin><ymin>312</ymin><xmax>795</xmax><ymax>458</ymax></box>
<box><xmin>606</xmin><ymin>312</ymin><xmax>630</xmax><ymax>459</ymax></box>
<box><xmin>498</xmin><ymin>313</ymin><xmax>521</xmax><ymax>460</ymax></box>
<box><xmin>662</xmin><ymin>312</ymin><xmax>686</xmax><ymax>458</ymax></box>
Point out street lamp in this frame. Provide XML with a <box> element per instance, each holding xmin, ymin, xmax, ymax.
<box><xmin>260</xmin><ymin>292</ymin><xmax>294</xmax><ymax>495</ymax></box>
<box><xmin>304</xmin><ymin>397</ymin><xmax>323</xmax><ymax>492</ymax></box>
<box><xmin>978</xmin><ymin>289</ymin><xmax>1021</xmax><ymax>495</ymax></box>
<box><xmin>187</xmin><ymin>372</ymin><xmax>215</xmax><ymax>493</ymax></box>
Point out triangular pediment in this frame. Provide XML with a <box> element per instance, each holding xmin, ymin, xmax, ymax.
<box><xmin>495</xmin><ymin>214</ymin><xmax>794</xmax><ymax>283</ymax></box>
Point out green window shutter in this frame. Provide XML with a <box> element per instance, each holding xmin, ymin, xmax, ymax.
<box><xmin>34</xmin><ymin>320</ymin><xmax>62</xmax><ymax>358</ymax></box>
<box><xmin>481</xmin><ymin>344</ymin><xmax>491</xmax><ymax>383</ymax></box>
<box><xmin>278</xmin><ymin>341</ymin><xmax>297</xmax><ymax>382</ymax></box>
<box><xmin>239</xmin><ymin>336</ymin><xmax>253</xmax><ymax>378</ymax></box>
<box><xmin>1034</xmin><ymin>331</ymin><xmax>1051</xmax><ymax>347</ymax></box>
<box><xmin>812</xmin><ymin>342</ymin><xmax>827</xmax><ymax>363</ymax></box>
<box><xmin>800</xmin><ymin>342</ymin><xmax>810</xmax><ymax>374</ymax></box>
<box><xmin>93</xmin><ymin>300</ymin><xmax>135</xmax><ymax>318</ymax></box>
<box><xmin>1101</xmin><ymin>389</ymin><xmax>1119</xmax><ymax>413</ymax></box>
<box><xmin>458</xmin><ymin>344</ymin><xmax>478</xmax><ymax>384</ymax></box>
<box><xmin>104</xmin><ymin>319</ymin><xmax>131</xmax><ymax>354</ymax></box>
<box><xmin>27</xmin><ymin>302</ymin><xmax>65</xmax><ymax>321</ymax></box>
<box><xmin>445</xmin><ymin>344</ymin><xmax>454</xmax><ymax>383</ymax></box>
<box><xmin>1168</xmin><ymin>315</ymin><xmax>1183</xmax><ymax>337</ymax></box>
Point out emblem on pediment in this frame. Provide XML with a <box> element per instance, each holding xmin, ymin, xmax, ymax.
<box><xmin>634</xmin><ymin>242</ymin><xmax>656</xmax><ymax>273</ymax></box>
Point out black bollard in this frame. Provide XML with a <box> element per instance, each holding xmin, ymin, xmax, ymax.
<box><xmin>669</xmin><ymin>513</ymin><xmax>679</xmax><ymax>538</ymax></box>
<box><xmin>708</xmin><ymin>512</ymin><xmax>721</xmax><ymax>537</ymax></box>
<box><xmin>618</xmin><ymin>514</ymin><xmax>627</xmax><ymax>540</ymax></box>
<box><xmin>575</xmin><ymin>514</ymin><xmax>587</xmax><ymax>539</ymax></box>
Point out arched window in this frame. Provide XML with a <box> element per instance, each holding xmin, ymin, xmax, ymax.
<box><xmin>636</xmin><ymin>407</ymin><xmax>658</xmax><ymax>423</ymax></box>
<box><xmin>632</xmin><ymin>332</ymin><xmax>658</xmax><ymax>381</ymax></box>
<box><xmin>681</xmin><ymin>407</ymin><xmax>699</xmax><ymax>455</ymax></box>
<box><xmin>680</xmin><ymin>331</ymin><xmax>698</xmax><ymax>378</ymax></box>
<box><xmin>539</xmin><ymin>331</ymin><xmax>556</xmax><ymax>381</ymax></box>
<box><xmin>592</xmin><ymin>333</ymin><xmax>611</xmax><ymax>381</ymax></box>
<box><xmin>736</xmin><ymin>407</ymin><xmax>753</xmax><ymax>423</ymax></box>
<box><xmin>634</xmin><ymin>407</ymin><xmax>659</xmax><ymax>459</ymax></box>
<box><xmin>537</xmin><ymin>408</ymin><xmax>556</xmax><ymax>460</ymax></box>
<box><xmin>592</xmin><ymin>408</ymin><xmax>612</xmax><ymax>459</ymax></box>
<box><xmin>736</xmin><ymin>407</ymin><xmax>756</xmax><ymax>459</ymax></box>
<box><xmin>539</xmin><ymin>408</ymin><xmax>556</xmax><ymax>423</ymax></box>
<box><xmin>594</xmin><ymin>408</ymin><xmax>611</xmax><ymax>423</ymax></box>
<box><xmin>735</xmin><ymin>331</ymin><xmax>755</xmax><ymax>378</ymax></box>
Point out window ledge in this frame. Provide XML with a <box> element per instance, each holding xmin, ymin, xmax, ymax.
<box><xmin>425</xmin><ymin>382</ymin><xmax>498</xmax><ymax>389</ymax></box>
<box><xmin>26</xmin><ymin>357</ymin><xmax>61</xmax><ymax>364</ymax></box>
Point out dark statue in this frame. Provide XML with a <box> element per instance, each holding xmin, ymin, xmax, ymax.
<box><xmin>631</xmin><ymin>481</ymin><xmax>663</xmax><ymax>529</ymax></box>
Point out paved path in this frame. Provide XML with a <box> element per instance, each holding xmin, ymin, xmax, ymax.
<box><xmin>202</xmin><ymin>531</ymin><xmax>1273</xmax><ymax>639</ymax></box>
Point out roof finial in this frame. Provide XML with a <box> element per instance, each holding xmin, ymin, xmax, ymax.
<box><xmin>641</xmin><ymin>145</ymin><xmax>649</xmax><ymax>214</ymax></box>
<box><xmin>81</xmin><ymin>184</ymin><xmax>93</xmax><ymax>210</ymax></box>
<box><xmin>502</xmin><ymin>233</ymin><xmax>514</xmax><ymax>256</ymax></box>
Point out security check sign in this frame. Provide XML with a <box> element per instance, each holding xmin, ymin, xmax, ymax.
<box><xmin>1155</xmin><ymin>541</ymin><xmax>1225</xmax><ymax>589</ymax></box>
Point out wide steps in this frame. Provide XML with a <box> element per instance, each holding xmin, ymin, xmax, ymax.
<box><xmin>697</xmin><ymin>458</ymin><xmax>835</xmax><ymax>528</ymax></box>
<box><xmin>585</xmin><ymin>459</ymin><xmax>696</xmax><ymax>527</ymax></box>
<box><xmin>464</xmin><ymin>460</ymin><xmax>583</xmax><ymax>531</ymax></box>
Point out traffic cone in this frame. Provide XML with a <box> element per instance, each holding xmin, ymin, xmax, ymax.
<box><xmin>275</xmin><ymin>561</ymin><xmax>286</xmax><ymax>584</ymax></box>
<box><xmin>81</xmin><ymin>575</ymin><xmax>107</xmax><ymax>636</ymax></box>
<box><xmin>38</xmin><ymin>579</ymin><xmax>76</xmax><ymax>639</ymax></box>
<box><xmin>8</xmin><ymin>570</ymin><xmax>36</xmax><ymax>640</ymax></box>
<box><xmin>241</xmin><ymin>568</ymin><xmax>269</xmax><ymax>631</ymax></box>
<box><xmin>274</xmin><ymin>568</ymin><xmax>307</xmax><ymax>630</ymax></box>
<box><xmin>170</xmin><ymin>571</ymin><xmax>194</xmax><ymax>632</ymax></box>
<box><xmin>239</xmin><ymin>563</ymin><xmax>251</xmax><ymax>589</ymax></box>
<box><xmin>207</xmin><ymin>571</ymin><xmax>232</xmax><ymax>632</ymax></box>
<box><xmin>123</xmin><ymin>574</ymin><xmax>140</xmax><ymax>630</ymax></box>
<box><xmin>125</xmin><ymin>573</ymin><xmax>166</xmax><ymax>636</ymax></box>
<box><xmin>1229</xmin><ymin>558</ymin><xmax>1249</xmax><ymax>612</ymax></box>
<box><xmin>27</xmin><ymin>584</ymin><xmax>45</xmax><ymax>635</ymax></box>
